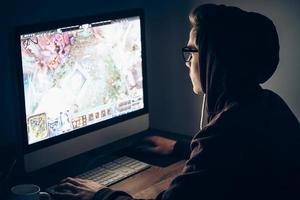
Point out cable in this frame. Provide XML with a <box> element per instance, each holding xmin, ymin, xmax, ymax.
<box><xmin>200</xmin><ymin>94</ymin><xmax>206</xmax><ymax>130</ymax></box>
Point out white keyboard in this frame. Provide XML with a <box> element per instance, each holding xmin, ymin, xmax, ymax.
<box><xmin>47</xmin><ymin>156</ymin><xmax>150</xmax><ymax>193</ymax></box>
<box><xmin>77</xmin><ymin>156</ymin><xmax>150</xmax><ymax>185</ymax></box>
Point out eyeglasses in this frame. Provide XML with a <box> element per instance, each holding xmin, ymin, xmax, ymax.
<box><xmin>182</xmin><ymin>46</ymin><xmax>198</xmax><ymax>62</ymax></box>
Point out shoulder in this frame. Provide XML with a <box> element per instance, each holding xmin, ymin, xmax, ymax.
<box><xmin>259</xmin><ymin>89</ymin><xmax>289</xmax><ymax>107</ymax></box>
<box><xmin>259</xmin><ymin>89</ymin><xmax>299</xmax><ymax>124</ymax></box>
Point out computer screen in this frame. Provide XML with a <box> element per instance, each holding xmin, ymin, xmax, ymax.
<box><xmin>20</xmin><ymin>16</ymin><xmax>144</xmax><ymax>145</ymax></box>
<box><xmin>16</xmin><ymin>9</ymin><xmax>149</xmax><ymax>172</ymax></box>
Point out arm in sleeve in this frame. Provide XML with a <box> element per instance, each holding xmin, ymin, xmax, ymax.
<box><xmin>93</xmin><ymin>109</ymin><xmax>240</xmax><ymax>200</ymax></box>
<box><xmin>94</xmin><ymin>126</ymin><xmax>237</xmax><ymax>200</ymax></box>
<box><xmin>93</xmin><ymin>188</ymin><xmax>136</xmax><ymax>200</ymax></box>
<box><xmin>172</xmin><ymin>139</ymin><xmax>191</xmax><ymax>160</ymax></box>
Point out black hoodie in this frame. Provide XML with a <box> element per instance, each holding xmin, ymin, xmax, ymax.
<box><xmin>94</xmin><ymin>4</ymin><xmax>300</xmax><ymax>200</ymax></box>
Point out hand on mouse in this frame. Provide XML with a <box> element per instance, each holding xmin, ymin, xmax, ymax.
<box><xmin>52</xmin><ymin>177</ymin><xmax>105</xmax><ymax>200</ymax></box>
<box><xmin>137</xmin><ymin>136</ymin><xmax>177</xmax><ymax>156</ymax></box>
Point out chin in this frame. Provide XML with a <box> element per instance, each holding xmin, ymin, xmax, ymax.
<box><xmin>193</xmin><ymin>87</ymin><xmax>201</xmax><ymax>95</ymax></box>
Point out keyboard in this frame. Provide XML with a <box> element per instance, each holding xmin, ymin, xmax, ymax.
<box><xmin>47</xmin><ymin>156</ymin><xmax>150</xmax><ymax>193</ymax></box>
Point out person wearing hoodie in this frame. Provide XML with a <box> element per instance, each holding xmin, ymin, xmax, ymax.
<box><xmin>53</xmin><ymin>4</ymin><xmax>300</xmax><ymax>200</ymax></box>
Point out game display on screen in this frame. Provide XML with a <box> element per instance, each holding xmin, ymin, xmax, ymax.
<box><xmin>20</xmin><ymin>16</ymin><xmax>144</xmax><ymax>145</ymax></box>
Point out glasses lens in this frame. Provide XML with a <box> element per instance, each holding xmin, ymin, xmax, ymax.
<box><xmin>183</xmin><ymin>51</ymin><xmax>192</xmax><ymax>62</ymax></box>
<box><xmin>182</xmin><ymin>47</ymin><xmax>198</xmax><ymax>62</ymax></box>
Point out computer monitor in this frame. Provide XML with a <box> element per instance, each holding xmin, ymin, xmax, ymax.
<box><xmin>15</xmin><ymin>9</ymin><xmax>149</xmax><ymax>172</ymax></box>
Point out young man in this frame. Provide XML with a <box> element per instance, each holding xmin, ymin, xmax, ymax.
<box><xmin>53</xmin><ymin>4</ymin><xmax>300</xmax><ymax>200</ymax></box>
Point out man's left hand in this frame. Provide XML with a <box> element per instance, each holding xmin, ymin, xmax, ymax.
<box><xmin>52</xmin><ymin>177</ymin><xmax>106</xmax><ymax>200</ymax></box>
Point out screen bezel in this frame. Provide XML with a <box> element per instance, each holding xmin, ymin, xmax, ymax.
<box><xmin>15</xmin><ymin>9</ymin><xmax>148</xmax><ymax>153</ymax></box>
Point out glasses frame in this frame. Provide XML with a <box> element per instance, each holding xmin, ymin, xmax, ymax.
<box><xmin>182</xmin><ymin>46</ymin><xmax>198</xmax><ymax>62</ymax></box>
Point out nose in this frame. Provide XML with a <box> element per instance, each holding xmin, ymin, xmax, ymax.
<box><xmin>185</xmin><ymin>61</ymin><xmax>191</xmax><ymax>68</ymax></box>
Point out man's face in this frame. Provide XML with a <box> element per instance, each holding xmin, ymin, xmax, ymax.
<box><xmin>186</xmin><ymin>29</ymin><xmax>202</xmax><ymax>95</ymax></box>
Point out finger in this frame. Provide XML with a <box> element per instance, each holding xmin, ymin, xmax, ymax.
<box><xmin>147</xmin><ymin>146</ymin><xmax>160</xmax><ymax>153</ymax></box>
<box><xmin>61</xmin><ymin>177</ymin><xmax>84</xmax><ymax>186</ymax></box>
<box><xmin>55</xmin><ymin>182</ymin><xmax>80</xmax><ymax>192</ymax></box>
<box><xmin>60</xmin><ymin>177</ymin><xmax>73</xmax><ymax>183</ymax></box>
<box><xmin>52</xmin><ymin>191</ymin><xmax>80</xmax><ymax>200</ymax></box>
<box><xmin>73</xmin><ymin>177</ymin><xmax>88</xmax><ymax>182</ymax></box>
<box><xmin>143</xmin><ymin>136</ymin><xmax>160</xmax><ymax>143</ymax></box>
<box><xmin>136</xmin><ymin>145</ymin><xmax>160</xmax><ymax>154</ymax></box>
<box><xmin>139</xmin><ymin>137</ymin><xmax>159</xmax><ymax>147</ymax></box>
<box><xmin>135</xmin><ymin>145</ymin><xmax>152</xmax><ymax>152</ymax></box>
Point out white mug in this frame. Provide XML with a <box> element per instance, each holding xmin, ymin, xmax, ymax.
<box><xmin>11</xmin><ymin>184</ymin><xmax>51</xmax><ymax>200</ymax></box>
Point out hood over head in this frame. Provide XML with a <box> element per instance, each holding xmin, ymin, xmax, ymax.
<box><xmin>189</xmin><ymin>4</ymin><xmax>279</xmax><ymax>120</ymax></box>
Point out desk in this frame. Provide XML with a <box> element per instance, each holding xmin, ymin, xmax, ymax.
<box><xmin>1</xmin><ymin>130</ymin><xmax>190</xmax><ymax>199</ymax></box>
<box><xmin>110</xmin><ymin>160</ymin><xmax>185</xmax><ymax>199</ymax></box>
<box><xmin>0</xmin><ymin>159</ymin><xmax>186</xmax><ymax>199</ymax></box>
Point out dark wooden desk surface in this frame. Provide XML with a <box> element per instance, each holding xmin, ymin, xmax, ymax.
<box><xmin>110</xmin><ymin>160</ymin><xmax>185</xmax><ymax>199</ymax></box>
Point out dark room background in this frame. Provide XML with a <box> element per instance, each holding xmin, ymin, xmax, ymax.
<box><xmin>1</xmin><ymin>0</ymin><xmax>299</xmax><ymax>152</ymax></box>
